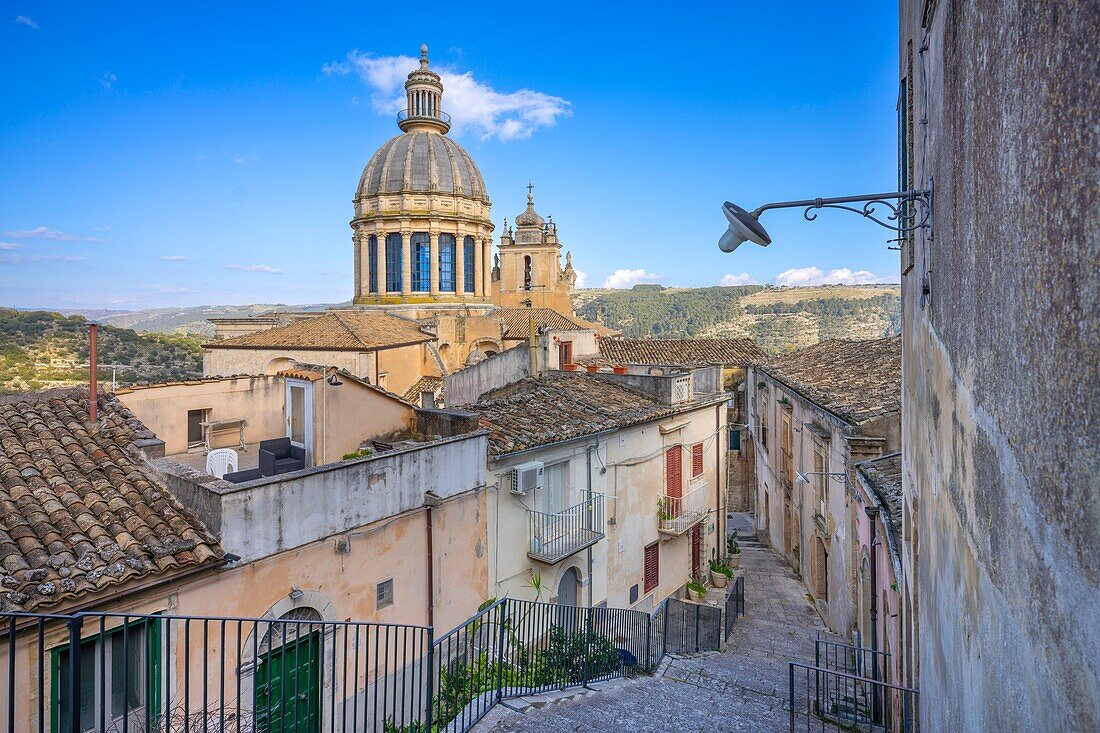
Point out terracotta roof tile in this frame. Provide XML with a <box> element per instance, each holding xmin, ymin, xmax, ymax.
<box><xmin>205</xmin><ymin>311</ymin><xmax>432</xmax><ymax>351</ymax></box>
<box><xmin>0</xmin><ymin>388</ymin><xmax>222</xmax><ymax>611</ymax></box>
<box><xmin>495</xmin><ymin>308</ymin><xmax>616</xmax><ymax>340</ymax></box>
<box><xmin>403</xmin><ymin>376</ymin><xmax>444</xmax><ymax>403</ymax></box>
<box><xmin>474</xmin><ymin>372</ymin><xmax>685</xmax><ymax>456</ymax></box>
<box><xmin>760</xmin><ymin>336</ymin><xmax>901</xmax><ymax>424</ymax></box>
<box><xmin>857</xmin><ymin>452</ymin><xmax>904</xmax><ymax>570</ymax></box>
<box><xmin>586</xmin><ymin>338</ymin><xmax>767</xmax><ymax>367</ymax></box>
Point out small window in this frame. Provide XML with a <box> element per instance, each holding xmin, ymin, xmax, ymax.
<box><xmin>629</xmin><ymin>584</ymin><xmax>639</xmax><ymax>604</ymax></box>
<box><xmin>376</xmin><ymin>579</ymin><xmax>394</xmax><ymax>609</ymax></box>
<box><xmin>558</xmin><ymin>340</ymin><xmax>573</xmax><ymax>367</ymax></box>
<box><xmin>186</xmin><ymin>409</ymin><xmax>208</xmax><ymax>447</ymax></box>
<box><xmin>691</xmin><ymin>443</ymin><xmax>704</xmax><ymax>477</ymax></box>
<box><xmin>728</xmin><ymin>428</ymin><xmax>741</xmax><ymax>452</ymax></box>
<box><xmin>643</xmin><ymin>542</ymin><xmax>659</xmax><ymax>593</ymax></box>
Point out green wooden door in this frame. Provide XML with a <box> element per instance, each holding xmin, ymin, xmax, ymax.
<box><xmin>254</xmin><ymin>631</ymin><xmax>321</xmax><ymax>733</ymax></box>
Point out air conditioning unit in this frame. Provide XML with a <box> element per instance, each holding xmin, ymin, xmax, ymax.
<box><xmin>510</xmin><ymin>461</ymin><xmax>545</xmax><ymax>495</ymax></box>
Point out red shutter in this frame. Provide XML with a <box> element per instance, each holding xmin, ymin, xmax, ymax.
<box><xmin>665</xmin><ymin>447</ymin><xmax>682</xmax><ymax>499</ymax></box>
<box><xmin>692</xmin><ymin>443</ymin><xmax>704</xmax><ymax>477</ymax></box>
<box><xmin>691</xmin><ymin>525</ymin><xmax>702</xmax><ymax>574</ymax></box>
<box><xmin>644</xmin><ymin>542</ymin><xmax>659</xmax><ymax>593</ymax></box>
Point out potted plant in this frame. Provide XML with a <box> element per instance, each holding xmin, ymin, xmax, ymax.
<box><xmin>686</xmin><ymin>578</ymin><xmax>708</xmax><ymax>602</ymax></box>
<box><xmin>562</xmin><ymin>363</ymin><xmax>578</xmax><ymax>371</ymax></box>
<box><xmin>586</xmin><ymin>364</ymin><xmax>601</xmax><ymax>373</ymax></box>
<box><xmin>709</xmin><ymin>558</ymin><xmax>733</xmax><ymax>588</ymax></box>
<box><xmin>727</xmin><ymin>536</ymin><xmax>742</xmax><ymax>569</ymax></box>
<box><xmin>612</xmin><ymin>365</ymin><xmax>628</xmax><ymax>375</ymax></box>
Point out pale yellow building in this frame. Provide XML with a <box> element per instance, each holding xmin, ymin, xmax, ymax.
<box><xmin>492</xmin><ymin>185</ymin><xmax>577</xmax><ymax>314</ymax></box>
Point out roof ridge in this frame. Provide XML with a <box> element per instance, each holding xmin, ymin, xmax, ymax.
<box><xmin>329</xmin><ymin>311</ymin><xmax>369</xmax><ymax>348</ymax></box>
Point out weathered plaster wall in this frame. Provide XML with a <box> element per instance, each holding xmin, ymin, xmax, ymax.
<box><xmin>445</xmin><ymin>343</ymin><xmax>530</xmax><ymax>406</ymax></box>
<box><xmin>900</xmin><ymin>1</ymin><xmax>1099</xmax><ymax>729</ymax></box>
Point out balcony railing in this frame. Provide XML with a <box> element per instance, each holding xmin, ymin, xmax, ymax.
<box><xmin>397</xmin><ymin>109</ymin><xmax>452</xmax><ymax>132</ymax></box>
<box><xmin>527</xmin><ymin>494</ymin><xmax>605</xmax><ymax>564</ymax></box>
<box><xmin>657</xmin><ymin>481</ymin><xmax>709</xmax><ymax>535</ymax></box>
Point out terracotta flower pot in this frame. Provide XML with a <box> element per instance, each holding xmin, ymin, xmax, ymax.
<box><xmin>613</xmin><ymin>366</ymin><xmax>628</xmax><ymax>374</ymax></box>
<box><xmin>710</xmin><ymin>569</ymin><xmax>729</xmax><ymax>588</ymax></box>
<box><xmin>562</xmin><ymin>364</ymin><xmax>578</xmax><ymax>371</ymax></box>
<box><xmin>729</xmin><ymin>554</ymin><xmax>742</xmax><ymax>569</ymax></box>
<box><xmin>586</xmin><ymin>364</ymin><xmax>601</xmax><ymax>373</ymax></box>
<box><xmin>687</xmin><ymin>587</ymin><xmax>707</xmax><ymax>602</ymax></box>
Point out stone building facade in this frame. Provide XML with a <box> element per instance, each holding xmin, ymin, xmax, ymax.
<box><xmin>493</xmin><ymin>186</ymin><xmax>577</xmax><ymax>313</ymax></box>
<box><xmin>899</xmin><ymin>2</ymin><xmax>1098</xmax><ymax>730</ymax></box>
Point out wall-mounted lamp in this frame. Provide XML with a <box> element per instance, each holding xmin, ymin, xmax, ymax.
<box><xmin>289</xmin><ymin>586</ymin><xmax>304</xmax><ymax>601</ymax></box>
<box><xmin>718</xmin><ymin>180</ymin><xmax>933</xmax><ymax>253</ymax></box>
<box><xmin>795</xmin><ymin>470</ymin><xmax>849</xmax><ymax>485</ymax></box>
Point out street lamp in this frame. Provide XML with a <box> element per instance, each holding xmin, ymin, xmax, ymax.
<box><xmin>718</xmin><ymin>181</ymin><xmax>933</xmax><ymax>253</ymax></box>
<box><xmin>795</xmin><ymin>470</ymin><xmax>849</xmax><ymax>485</ymax></box>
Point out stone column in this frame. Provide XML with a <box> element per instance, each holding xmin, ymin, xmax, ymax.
<box><xmin>473</xmin><ymin>236</ymin><xmax>484</xmax><ymax>296</ymax></box>
<box><xmin>482</xmin><ymin>237</ymin><xmax>493</xmax><ymax>297</ymax></box>
<box><xmin>401</xmin><ymin>229</ymin><xmax>412</xmax><ymax>294</ymax></box>
<box><xmin>429</xmin><ymin>231</ymin><xmax>440</xmax><ymax>296</ymax></box>
<box><xmin>353</xmin><ymin>231</ymin><xmax>363</xmax><ymax>298</ymax></box>
<box><xmin>376</xmin><ymin>230</ymin><xmax>387</xmax><ymax>295</ymax></box>
<box><xmin>455</xmin><ymin>232</ymin><xmax>466</xmax><ymax>296</ymax></box>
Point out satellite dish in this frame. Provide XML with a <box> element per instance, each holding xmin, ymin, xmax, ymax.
<box><xmin>719</xmin><ymin>201</ymin><xmax>772</xmax><ymax>253</ymax></box>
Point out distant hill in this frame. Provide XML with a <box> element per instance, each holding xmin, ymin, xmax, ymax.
<box><xmin>61</xmin><ymin>301</ymin><xmax>347</xmax><ymax>336</ymax></box>
<box><xmin>0</xmin><ymin>309</ymin><xmax>203</xmax><ymax>394</ymax></box>
<box><xmin>574</xmin><ymin>284</ymin><xmax>901</xmax><ymax>353</ymax></box>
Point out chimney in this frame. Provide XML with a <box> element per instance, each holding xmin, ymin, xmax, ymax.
<box><xmin>88</xmin><ymin>322</ymin><xmax>98</xmax><ymax>423</ymax></box>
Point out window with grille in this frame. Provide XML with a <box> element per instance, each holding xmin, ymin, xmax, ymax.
<box><xmin>385</xmin><ymin>233</ymin><xmax>403</xmax><ymax>292</ymax></box>
<box><xmin>411</xmin><ymin>233</ymin><xmax>430</xmax><ymax>292</ymax></box>
<box><xmin>438</xmin><ymin>233</ymin><xmax>456</xmax><ymax>291</ymax></box>
<box><xmin>691</xmin><ymin>443</ymin><xmax>704</xmax><ymax>478</ymax></box>
<box><xmin>643</xmin><ymin>542</ymin><xmax>659</xmax><ymax>593</ymax></box>
<box><xmin>376</xmin><ymin>578</ymin><xmax>394</xmax><ymax>609</ymax></box>
<box><xmin>367</xmin><ymin>235</ymin><xmax>378</xmax><ymax>293</ymax></box>
<box><xmin>463</xmin><ymin>236</ymin><xmax>476</xmax><ymax>292</ymax></box>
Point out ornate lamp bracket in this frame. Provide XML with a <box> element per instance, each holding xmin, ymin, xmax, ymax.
<box><xmin>754</xmin><ymin>177</ymin><xmax>934</xmax><ymax>242</ymax></box>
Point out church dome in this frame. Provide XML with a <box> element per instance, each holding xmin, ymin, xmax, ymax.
<box><xmin>356</xmin><ymin>132</ymin><xmax>489</xmax><ymax>202</ymax></box>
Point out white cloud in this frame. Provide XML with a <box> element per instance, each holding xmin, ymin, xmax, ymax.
<box><xmin>159</xmin><ymin>255</ymin><xmax>187</xmax><ymax>261</ymax></box>
<box><xmin>14</xmin><ymin>15</ymin><xmax>38</xmax><ymax>29</ymax></box>
<box><xmin>573</xmin><ymin>269</ymin><xmax>589</xmax><ymax>289</ymax></box>
<box><xmin>719</xmin><ymin>272</ymin><xmax>758</xmax><ymax>286</ymax></box>
<box><xmin>0</xmin><ymin>253</ymin><xmax>84</xmax><ymax>264</ymax></box>
<box><xmin>601</xmin><ymin>268</ymin><xmax>662</xmax><ymax>289</ymax></box>
<box><xmin>325</xmin><ymin>51</ymin><xmax>572</xmax><ymax>142</ymax></box>
<box><xmin>771</xmin><ymin>266</ymin><xmax>893</xmax><ymax>287</ymax></box>
<box><xmin>0</xmin><ymin>242</ymin><xmax>21</xmax><ymax>250</ymax></box>
<box><xmin>92</xmin><ymin>225</ymin><xmax>112</xmax><ymax>232</ymax></box>
<box><xmin>229</xmin><ymin>264</ymin><xmax>283</xmax><ymax>274</ymax></box>
<box><xmin>232</xmin><ymin>152</ymin><xmax>259</xmax><ymax>165</ymax></box>
<box><xmin>3</xmin><ymin>226</ymin><xmax>103</xmax><ymax>242</ymax></box>
<box><xmin>99</xmin><ymin>71</ymin><xmax>117</xmax><ymax>90</ymax></box>
<box><xmin>153</xmin><ymin>285</ymin><xmax>197</xmax><ymax>294</ymax></box>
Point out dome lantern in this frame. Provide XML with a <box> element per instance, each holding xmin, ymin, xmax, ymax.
<box><xmin>398</xmin><ymin>44</ymin><xmax>451</xmax><ymax>134</ymax></box>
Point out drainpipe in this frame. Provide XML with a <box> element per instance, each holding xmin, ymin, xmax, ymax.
<box><xmin>425</xmin><ymin>491</ymin><xmax>441</xmax><ymax>628</ymax></box>
<box><xmin>866</xmin><ymin>504</ymin><xmax>882</xmax><ymax>719</ymax></box>
<box><xmin>715</xmin><ymin>403</ymin><xmax>724</xmax><ymax>553</ymax></box>
<box><xmin>586</xmin><ymin>444</ymin><xmax>595</xmax><ymax>607</ymax></box>
<box><xmin>88</xmin><ymin>322</ymin><xmax>98</xmax><ymax>423</ymax></box>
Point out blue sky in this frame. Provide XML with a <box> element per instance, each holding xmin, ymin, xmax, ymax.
<box><xmin>1</xmin><ymin>2</ymin><xmax>902</xmax><ymax>310</ymax></box>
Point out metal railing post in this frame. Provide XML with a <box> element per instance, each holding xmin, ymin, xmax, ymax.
<box><xmin>425</xmin><ymin>625</ymin><xmax>435</xmax><ymax>732</ymax></box>
<box><xmin>788</xmin><ymin>662</ymin><xmax>795</xmax><ymax>733</ymax></box>
<box><xmin>495</xmin><ymin>602</ymin><xmax>507</xmax><ymax>703</ymax></box>
<box><xmin>645</xmin><ymin>613</ymin><xmax>652</xmax><ymax>670</ymax></box>
<box><xmin>66</xmin><ymin>615</ymin><xmax>84</xmax><ymax>733</ymax></box>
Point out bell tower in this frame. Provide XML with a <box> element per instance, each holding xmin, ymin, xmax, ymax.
<box><xmin>492</xmin><ymin>184</ymin><xmax>576</xmax><ymax>314</ymax></box>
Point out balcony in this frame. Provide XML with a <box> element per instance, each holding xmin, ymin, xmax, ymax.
<box><xmin>397</xmin><ymin>109</ymin><xmax>452</xmax><ymax>133</ymax></box>
<box><xmin>658</xmin><ymin>481</ymin><xmax>709</xmax><ymax>536</ymax></box>
<box><xmin>528</xmin><ymin>494</ymin><xmax>605</xmax><ymax>564</ymax></box>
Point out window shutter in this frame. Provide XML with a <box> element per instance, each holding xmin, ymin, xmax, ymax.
<box><xmin>644</xmin><ymin>542</ymin><xmax>659</xmax><ymax>593</ymax></box>
<box><xmin>692</xmin><ymin>443</ymin><xmax>704</xmax><ymax>477</ymax></box>
<box><xmin>665</xmin><ymin>447</ymin><xmax>681</xmax><ymax>498</ymax></box>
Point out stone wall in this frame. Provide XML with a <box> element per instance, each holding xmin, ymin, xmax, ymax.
<box><xmin>900</xmin><ymin>1</ymin><xmax>1099</xmax><ymax>730</ymax></box>
<box><xmin>445</xmin><ymin>342</ymin><xmax>530</xmax><ymax>406</ymax></box>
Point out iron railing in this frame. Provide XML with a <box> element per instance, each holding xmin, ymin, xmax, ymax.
<box><xmin>723</xmin><ymin>575</ymin><xmax>745</xmax><ymax>640</ymax></box>
<box><xmin>657</xmin><ymin>482</ymin><xmax>708</xmax><ymax>535</ymax></box>
<box><xmin>527</xmin><ymin>494</ymin><xmax>605</xmax><ymax>564</ymax></box>
<box><xmin>815</xmin><ymin>637</ymin><xmax>890</xmax><ymax>683</ymax></box>
<box><xmin>788</xmin><ymin>662</ymin><xmax>918</xmax><ymax>733</ymax></box>
<box><xmin>1</xmin><ymin>610</ymin><xmax>432</xmax><ymax>733</ymax></box>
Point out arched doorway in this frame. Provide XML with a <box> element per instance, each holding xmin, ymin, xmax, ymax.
<box><xmin>255</xmin><ymin>607</ymin><xmax>324</xmax><ymax>733</ymax></box>
<box><xmin>557</xmin><ymin>567</ymin><xmax>579</xmax><ymax>607</ymax></box>
<box><xmin>813</xmin><ymin>537</ymin><xmax>828</xmax><ymax>602</ymax></box>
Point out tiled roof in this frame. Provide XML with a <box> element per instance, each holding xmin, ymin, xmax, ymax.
<box><xmin>404</xmin><ymin>375</ymin><xmax>444</xmax><ymax>403</ymax></box>
<box><xmin>205</xmin><ymin>311</ymin><xmax>432</xmax><ymax>351</ymax></box>
<box><xmin>495</xmin><ymin>308</ymin><xmax>616</xmax><ymax>340</ymax></box>
<box><xmin>760</xmin><ymin>336</ymin><xmax>901</xmax><ymax>424</ymax></box>
<box><xmin>586</xmin><ymin>338</ymin><xmax>767</xmax><ymax>367</ymax></box>
<box><xmin>857</xmin><ymin>452</ymin><xmax>903</xmax><ymax>569</ymax></box>
<box><xmin>474</xmin><ymin>372</ymin><xmax>682</xmax><ymax>456</ymax></box>
<box><xmin>0</xmin><ymin>388</ymin><xmax>222</xmax><ymax>612</ymax></box>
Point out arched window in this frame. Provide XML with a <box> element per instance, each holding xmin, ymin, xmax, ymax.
<box><xmin>463</xmin><ymin>236</ymin><xmax>476</xmax><ymax>292</ymax></box>
<box><xmin>411</xmin><ymin>233</ymin><xmax>430</xmax><ymax>292</ymax></box>
<box><xmin>439</xmin><ymin>234</ymin><xmax>456</xmax><ymax>291</ymax></box>
<box><xmin>385</xmin><ymin>233</ymin><xmax>403</xmax><ymax>292</ymax></box>
<box><xmin>367</xmin><ymin>235</ymin><xmax>378</xmax><ymax>294</ymax></box>
<box><xmin>523</xmin><ymin>255</ymin><xmax>533</xmax><ymax>290</ymax></box>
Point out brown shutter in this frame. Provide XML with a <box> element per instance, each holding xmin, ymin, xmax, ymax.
<box><xmin>691</xmin><ymin>525</ymin><xmax>702</xmax><ymax>574</ymax></box>
<box><xmin>692</xmin><ymin>443</ymin><xmax>704</xmax><ymax>477</ymax></box>
<box><xmin>644</xmin><ymin>542</ymin><xmax>659</xmax><ymax>593</ymax></box>
<box><xmin>665</xmin><ymin>447</ymin><xmax>682</xmax><ymax>498</ymax></box>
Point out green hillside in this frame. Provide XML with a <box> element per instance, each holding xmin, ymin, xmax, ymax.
<box><xmin>574</xmin><ymin>284</ymin><xmax>901</xmax><ymax>352</ymax></box>
<box><xmin>0</xmin><ymin>309</ymin><xmax>203</xmax><ymax>394</ymax></box>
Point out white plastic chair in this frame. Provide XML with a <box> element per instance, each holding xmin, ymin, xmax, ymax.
<box><xmin>206</xmin><ymin>448</ymin><xmax>238</xmax><ymax>479</ymax></box>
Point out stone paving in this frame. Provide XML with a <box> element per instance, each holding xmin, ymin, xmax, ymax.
<box><xmin>475</xmin><ymin>534</ymin><xmax>839</xmax><ymax>733</ymax></box>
